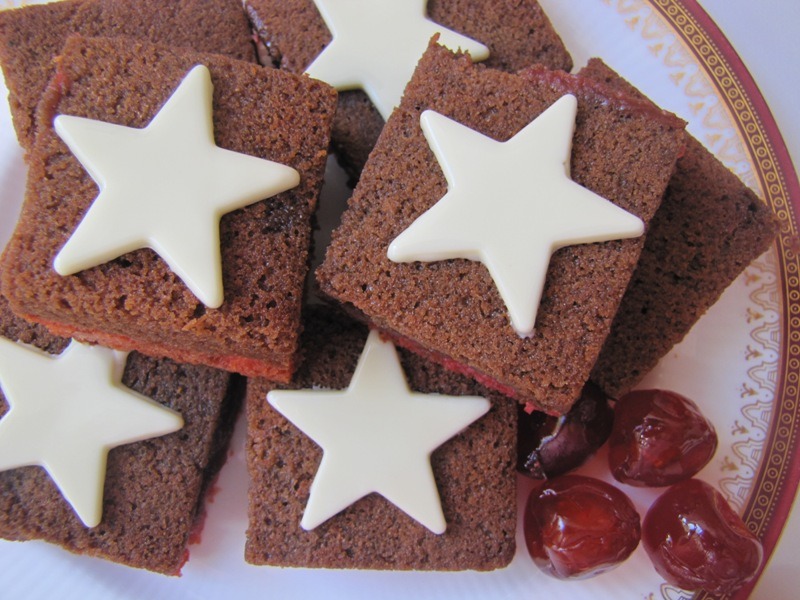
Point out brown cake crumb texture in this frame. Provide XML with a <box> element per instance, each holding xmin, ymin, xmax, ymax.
<box><xmin>581</xmin><ymin>59</ymin><xmax>780</xmax><ymax>397</ymax></box>
<box><xmin>245</xmin><ymin>306</ymin><xmax>517</xmax><ymax>570</ymax></box>
<box><xmin>0</xmin><ymin>35</ymin><xmax>337</xmax><ymax>382</ymax></box>
<box><xmin>0</xmin><ymin>291</ymin><xmax>243</xmax><ymax>575</ymax></box>
<box><xmin>317</xmin><ymin>43</ymin><xmax>686</xmax><ymax>415</ymax></box>
<box><xmin>0</xmin><ymin>0</ymin><xmax>256</xmax><ymax>153</ymax></box>
<box><xmin>244</xmin><ymin>0</ymin><xmax>574</xmax><ymax>180</ymax></box>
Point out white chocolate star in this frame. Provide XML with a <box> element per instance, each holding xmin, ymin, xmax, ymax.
<box><xmin>53</xmin><ymin>64</ymin><xmax>300</xmax><ymax>308</ymax></box>
<box><xmin>306</xmin><ymin>0</ymin><xmax>489</xmax><ymax>120</ymax></box>
<box><xmin>0</xmin><ymin>339</ymin><xmax>183</xmax><ymax>528</ymax></box>
<box><xmin>267</xmin><ymin>330</ymin><xmax>489</xmax><ymax>534</ymax></box>
<box><xmin>388</xmin><ymin>95</ymin><xmax>645</xmax><ymax>337</ymax></box>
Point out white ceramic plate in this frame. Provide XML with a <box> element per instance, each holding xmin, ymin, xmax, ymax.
<box><xmin>1</xmin><ymin>1</ymin><xmax>798</xmax><ymax>598</ymax></box>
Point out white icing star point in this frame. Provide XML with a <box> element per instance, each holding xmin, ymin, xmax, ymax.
<box><xmin>267</xmin><ymin>330</ymin><xmax>489</xmax><ymax>533</ymax></box>
<box><xmin>0</xmin><ymin>339</ymin><xmax>183</xmax><ymax>527</ymax></box>
<box><xmin>305</xmin><ymin>0</ymin><xmax>489</xmax><ymax>119</ymax></box>
<box><xmin>388</xmin><ymin>95</ymin><xmax>645</xmax><ymax>336</ymax></box>
<box><xmin>53</xmin><ymin>64</ymin><xmax>300</xmax><ymax>308</ymax></box>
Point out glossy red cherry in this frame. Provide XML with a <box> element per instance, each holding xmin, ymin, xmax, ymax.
<box><xmin>523</xmin><ymin>474</ymin><xmax>641</xmax><ymax>579</ymax></box>
<box><xmin>608</xmin><ymin>389</ymin><xmax>717</xmax><ymax>487</ymax></box>
<box><xmin>643</xmin><ymin>479</ymin><xmax>763</xmax><ymax>595</ymax></box>
<box><xmin>518</xmin><ymin>383</ymin><xmax>614</xmax><ymax>479</ymax></box>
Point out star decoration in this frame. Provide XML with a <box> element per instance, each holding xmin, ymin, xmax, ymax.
<box><xmin>267</xmin><ymin>330</ymin><xmax>489</xmax><ymax>533</ymax></box>
<box><xmin>0</xmin><ymin>339</ymin><xmax>183</xmax><ymax>527</ymax></box>
<box><xmin>305</xmin><ymin>0</ymin><xmax>489</xmax><ymax>120</ymax></box>
<box><xmin>387</xmin><ymin>95</ymin><xmax>645</xmax><ymax>337</ymax></box>
<box><xmin>53</xmin><ymin>64</ymin><xmax>300</xmax><ymax>308</ymax></box>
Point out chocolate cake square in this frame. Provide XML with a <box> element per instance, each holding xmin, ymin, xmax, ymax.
<box><xmin>0</xmin><ymin>35</ymin><xmax>336</xmax><ymax>381</ymax></box>
<box><xmin>580</xmin><ymin>59</ymin><xmax>779</xmax><ymax>396</ymax></box>
<box><xmin>245</xmin><ymin>306</ymin><xmax>516</xmax><ymax>570</ymax></box>
<box><xmin>317</xmin><ymin>43</ymin><xmax>686</xmax><ymax>415</ymax></box>
<box><xmin>0</xmin><ymin>290</ymin><xmax>243</xmax><ymax>575</ymax></box>
<box><xmin>0</xmin><ymin>0</ymin><xmax>256</xmax><ymax>153</ymax></box>
<box><xmin>244</xmin><ymin>0</ymin><xmax>573</xmax><ymax>181</ymax></box>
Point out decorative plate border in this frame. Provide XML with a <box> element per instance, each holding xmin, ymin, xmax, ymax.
<box><xmin>649</xmin><ymin>1</ymin><xmax>800</xmax><ymax>598</ymax></box>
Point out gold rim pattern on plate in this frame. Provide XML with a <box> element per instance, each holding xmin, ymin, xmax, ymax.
<box><xmin>650</xmin><ymin>0</ymin><xmax>799</xmax><ymax>529</ymax></box>
<box><xmin>617</xmin><ymin>0</ymin><xmax>799</xmax><ymax>597</ymax></box>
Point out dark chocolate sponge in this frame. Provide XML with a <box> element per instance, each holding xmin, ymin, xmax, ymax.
<box><xmin>0</xmin><ymin>35</ymin><xmax>337</xmax><ymax>381</ymax></box>
<box><xmin>317</xmin><ymin>43</ymin><xmax>686</xmax><ymax>414</ymax></box>
<box><xmin>245</xmin><ymin>305</ymin><xmax>517</xmax><ymax>570</ymax></box>
<box><xmin>244</xmin><ymin>0</ymin><xmax>573</xmax><ymax>181</ymax></box>
<box><xmin>0</xmin><ymin>0</ymin><xmax>256</xmax><ymax>153</ymax></box>
<box><xmin>580</xmin><ymin>59</ymin><xmax>779</xmax><ymax>396</ymax></box>
<box><xmin>0</xmin><ymin>289</ymin><xmax>243</xmax><ymax>575</ymax></box>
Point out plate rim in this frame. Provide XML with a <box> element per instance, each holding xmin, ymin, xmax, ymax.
<box><xmin>657</xmin><ymin>1</ymin><xmax>800</xmax><ymax>598</ymax></box>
